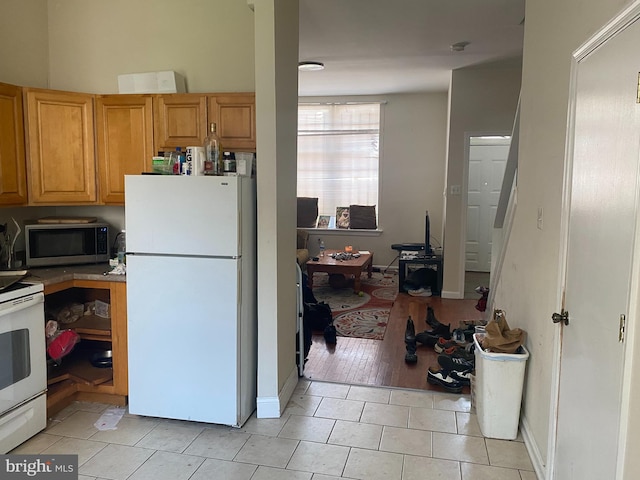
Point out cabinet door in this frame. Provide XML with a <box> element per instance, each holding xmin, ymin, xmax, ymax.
<box><xmin>154</xmin><ymin>94</ymin><xmax>207</xmax><ymax>152</ymax></box>
<box><xmin>0</xmin><ymin>83</ymin><xmax>27</xmax><ymax>205</ymax></box>
<box><xmin>96</xmin><ymin>95</ymin><xmax>154</xmax><ymax>204</ymax></box>
<box><xmin>111</xmin><ymin>282</ymin><xmax>128</xmax><ymax>396</ymax></box>
<box><xmin>25</xmin><ymin>89</ymin><xmax>97</xmax><ymax>204</ymax></box>
<box><xmin>208</xmin><ymin>94</ymin><xmax>256</xmax><ymax>151</ymax></box>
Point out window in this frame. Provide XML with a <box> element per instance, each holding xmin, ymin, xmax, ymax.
<box><xmin>297</xmin><ymin>103</ymin><xmax>381</xmax><ymax>219</ymax></box>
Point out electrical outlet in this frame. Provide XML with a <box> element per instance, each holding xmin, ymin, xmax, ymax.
<box><xmin>537</xmin><ymin>207</ymin><xmax>543</xmax><ymax>230</ymax></box>
<box><xmin>450</xmin><ymin>185</ymin><xmax>462</xmax><ymax>195</ymax></box>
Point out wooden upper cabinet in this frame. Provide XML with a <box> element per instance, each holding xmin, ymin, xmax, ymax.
<box><xmin>208</xmin><ymin>94</ymin><xmax>256</xmax><ymax>152</ymax></box>
<box><xmin>153</xmin><ymin>94</ymin><xmax>207</xmax><ymax>152</ymax></box>
<box><xmin>0</xmin><ymin>83</ymin><xmax>28</xmax><ymax>205</ymax></box>
<box><xmin>96</xmin><ymin>95</ymin><xmax>154</xmax><ymax>204</ymax></box>
<box><xmin>24</xmin><ymin>88</ymin><xmax>97</xmax><ymax>204</ymax></box>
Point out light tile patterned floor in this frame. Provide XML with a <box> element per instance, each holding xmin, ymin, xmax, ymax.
<box><xmin>11</xmin><ymin>380</ymin><xmax>536</xmax><ymax>480</ymax></box>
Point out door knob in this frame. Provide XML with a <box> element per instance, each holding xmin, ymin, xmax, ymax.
<box><xmin>552</xmin><ymin>310</ymin><xmax>569</xmax><ymax>326</ymax></box>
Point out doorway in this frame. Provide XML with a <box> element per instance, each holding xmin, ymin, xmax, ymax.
<box><xmin>553</xmin><ymin>11</ymin><xmax>640</xmax><ymax>479</ymax></box>
<box><xmin>463</xmin><ymin>135</ymin><xmax>510</xmax><ymax>299</ymax></box>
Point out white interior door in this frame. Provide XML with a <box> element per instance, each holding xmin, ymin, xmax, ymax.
<box><xmin>466</xmin><ymin>141</ymin><xmax>508</xmax><ymax>272</ymax></box>
<box><xmin>554</xmin><ymin>18</ymin><xmax>640</xmax><ymax>479</ymax></box>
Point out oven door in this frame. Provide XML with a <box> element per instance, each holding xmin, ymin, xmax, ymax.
<box><xmin>0</xmin><ymin>291</ymin><xmax>46</xmax><ymax>416</ymax></box>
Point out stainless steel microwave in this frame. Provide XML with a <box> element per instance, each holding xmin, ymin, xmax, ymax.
<box><xmin>25</xmin><ymin>222</ymin><xmax>110</xmax><ymax>267</ymax></box>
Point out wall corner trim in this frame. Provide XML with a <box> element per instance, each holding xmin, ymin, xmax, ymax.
<box><xmin>256</xmin><ymin>366</ymin><xmax>299</xmax><ymax>418</ymax></box>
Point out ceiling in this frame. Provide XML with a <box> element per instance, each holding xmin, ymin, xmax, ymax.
<box><xmin>298</xmin><ymin>0</ymin><xmax>525</xmax><ymax>97</ymax></box>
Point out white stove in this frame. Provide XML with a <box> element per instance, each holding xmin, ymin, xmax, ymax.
<box><xmin>0</xmin><ymin>281</ymin><xmax>43</xmax><ymax>302</ymax></box>
<box><xmin>0</xmin><ymin>280</ymin><xmax>46</xmax><ymax>453</ymax></box>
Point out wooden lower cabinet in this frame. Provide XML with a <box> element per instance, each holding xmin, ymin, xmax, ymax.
<box><xmin>45</xmin><ymin>280</ymin><xmax>127</xmax><ymax>416</ymax></box>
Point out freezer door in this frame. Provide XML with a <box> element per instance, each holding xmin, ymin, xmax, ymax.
<box><xmin>127</xmin><ymin>255</ymin><xmax>244</xmax><ymax>425</ymax></box>
<box><xmin>125</xmin><ymin>175</ymin><xmax>242</xmax><ymax>257</ymax></box>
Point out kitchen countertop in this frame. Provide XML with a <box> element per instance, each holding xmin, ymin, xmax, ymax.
<box><xmin>26</xmin><ymin>263</ymin><xmax>126</xmax><ymax>287</ymax></box>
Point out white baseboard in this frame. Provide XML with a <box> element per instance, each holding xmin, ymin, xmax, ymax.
<box><xmin>256</xmin><ymin>365</ymin><xmax>299</xmax><ymax>418</ymax></box>
<box><xmin>441</xmin><ymin>290</ymin><xmax>464</xmax><ymax>299</ymax></box>
<box><xmin>521</xmin><ymin>415</ymin><xmax>546</xmax><ymax>479</ymax></box>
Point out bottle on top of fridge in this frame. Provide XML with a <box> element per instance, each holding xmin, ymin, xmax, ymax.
<box><xmin>203</xmin><ymin>123</ymin><xmax>222</xmax><ymax>175</ymax></box>
<box><xmin>117</xmin><ymin>230</ymin><xmax>126</xmax><ymax>264</ymax></box>
<box><xmin>171</xmin><ymin>147</ymin><xmax>185</xmax><ymax>175</ymax></box>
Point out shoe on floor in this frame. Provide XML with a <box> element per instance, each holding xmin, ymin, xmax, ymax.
<box><xmin>405</xmin><ymin>351</ymin><xmax>418</xmax><ymax>363</ymax></box>
<box><xmin>448</xmin><ymin>369</ymin><xmax>472</xmax><ymax>386</ymax></box>
<box><xmin>434</xmin><ymin>337</ymin><xmax>468</xmax><ymax>354</ymax></box>
<box><xmin>405</xmin><ymin>317</ymin><xmax>416</xmax><ymax>341</ymax></box>
<box><xmin>405</xmin><ymin>317</ymin><xmax>418</xmax><ymax>363</ymax></box>
<box><xmin>426</xmin><ymin>306</ymin><xmax>441</xmax><ymax>329</ymax></box>
<box><xmin>437</xmin><ymin>354</ymin><xmax>474</xmax><ymax>373</ymax></box>
<box><xmin>426</xmin><ymin>367</ymin><xmax>463</xmax><ymax>393</ymax></box>
<box><xmin>416</xmin><ymin>328</ymin><xmax>452</xmax><ymax>346</ymax></box>
<box><xmin>424</xmin><ymin>321</ymin><xmax>451</xmax><ymax>339</ymax></box>
<box><xmin>408</xmin><ymin>287</ymin><xmax>432</xmax><ymax>297</ymax></box>
<box><xmin>441</xmin><ymin>345</ymin><xmax>475</xmax><ymax>361</ymax></box>
<box><xmin>452</xmin><ymin>326</ymin><xmax>475</xmax><ymax>344</ymax></box>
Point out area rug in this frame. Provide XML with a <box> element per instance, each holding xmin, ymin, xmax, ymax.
<box><xmin>311</xmin><ymin>271</ymin><xmax>397</xmax><ymax>340</ymax></box>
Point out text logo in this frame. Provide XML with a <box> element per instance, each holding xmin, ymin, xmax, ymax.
<box><xmin>1</xmin><ymin>455</ymin><xmax>78</xmax><ymax>479</ymax></box>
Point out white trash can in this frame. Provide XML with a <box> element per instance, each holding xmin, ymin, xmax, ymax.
<box><xmin>473</xmin><ymin>333</ymin><xmax>529</xmax><ymax>440</ymax></box>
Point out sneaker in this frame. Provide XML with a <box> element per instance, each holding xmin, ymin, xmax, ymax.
<box><xmin>434</xmin><ymin>337</ymin><xmax>464</xmax><ymax>354</ymax></box>
<box><xmin>426</xmin><ymin>367</ymin><xmax>463</xmax><ymax>393</ymax></box>
<box><xmin>448</xmin><ymin>369</ymin><xmax>472</xmax><ymax>386</ymax></box>
<box><xmin>437</xmin><ymin>354</ymin><xmax>474</xmax><ymax>373</ymax></box>
<box><xmin>441</xmin><ymin>345</ymin><xmax>475</xmax><ymax>361</ymax></box>
<box><xmin>408</xmin><ymin>287</ymin><xmax>432</xmax><ymax>297</ymax></box>
<box><xmin>451</xmin><ymin>327</ymin><xmax>473</xmax><ymax>344</ymax></box>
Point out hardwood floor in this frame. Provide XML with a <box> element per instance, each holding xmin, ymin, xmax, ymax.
<box><xmin>303</xmin><ymin>293</ymin><xmax>484</xmax><ymax>393</ymax></box>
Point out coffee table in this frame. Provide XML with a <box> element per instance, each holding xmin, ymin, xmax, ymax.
<box><xmin>306</xmin><ymin>250</ymin><xmax>374</xmax><ymax>293</ymax></box>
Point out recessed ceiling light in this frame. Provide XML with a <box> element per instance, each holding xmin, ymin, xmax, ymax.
<box><xmin>298</xmin><ymin>61</ymin><xmax>325</xmax><ymax>71</ymax></box>
<box><xmin>450</xmin><ymin>41</ymin><xmax>470</xmax><ymax>52</ymax></box>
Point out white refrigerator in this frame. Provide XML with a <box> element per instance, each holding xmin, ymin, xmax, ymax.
<box><xmin>125</xmin><ymin>175</ymin><xmax>256</xmax><ymax>427</ymax></box>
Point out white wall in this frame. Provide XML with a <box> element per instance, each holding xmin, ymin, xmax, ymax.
<box><xmin>1</xmin><ymin>0</ymin><xmax>257</xmax><ymax>266</ymax></box>
<box><xmin>46</xmin><ymin>0</ymin><xmax>255</xmax><ymax>93</ymax></box>
<box><xmin>493</xmin><ymin>0</ymin><xmax>630</xmax><ymax>471</ymax></box>
<box><xmin>299</xmin><ymin>93</ymin><xmax>448</xmax><ymax>269</ymax></box>
<box><xmin>443</xmin><ymin>61</ymin><xmax>522</xmax><ymax>297</ymax></box>
<box><xmin>253</xmin><ymin>0</ymin><xmax>300</xmax><ymax>415</ymax></box>
<box><xmin>0</xmin><ymin>0</ymin><xmax>49</xmax><ymax>87</ymax></box>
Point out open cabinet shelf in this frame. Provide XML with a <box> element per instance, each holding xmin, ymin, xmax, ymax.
<box><xmin>44</xmin><ymin>280</ymin><xmax>128</xmax><ymax>416</ymax></box>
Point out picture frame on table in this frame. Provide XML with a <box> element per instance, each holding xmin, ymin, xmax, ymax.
<box><xmin>316</xmin><ymin>215</ymin><xmax>331</xmax><ymax>229</ymax></box>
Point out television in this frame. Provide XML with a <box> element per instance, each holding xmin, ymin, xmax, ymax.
<box><xmin>424</xmin><ymin>210</ymin><xmax>433</xmax><ymax>256</ymax></box>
